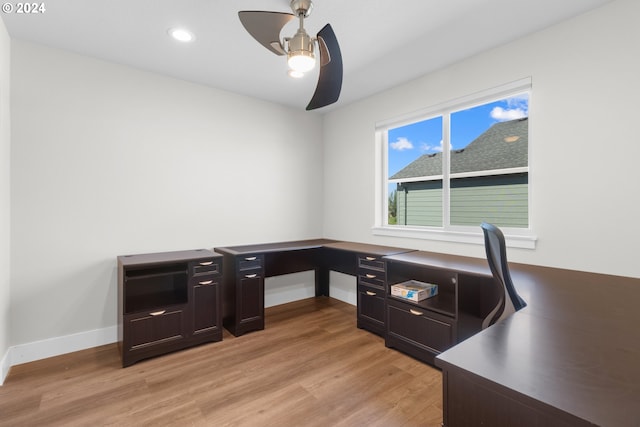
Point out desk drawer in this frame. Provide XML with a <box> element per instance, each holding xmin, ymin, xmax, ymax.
<box><xmin>387</xmin><ymin>298</ymin><xmax>454</xmax><ymax>354</ymax></box>
<box><xmin>238</xmin><ymin>255</ymin><xmax>263</xmax><ymax>271</ymax></box>
<box><xmin>358</xmin><ymin>255</ymin><xmax>385</xmax><ymax>272</ymax></box>
<box><xmin>358</xmin><ymin>284</ymin><xmax>386</xmax><ymax>335</ymax></box>
<box><xmin>125</xmin><ymin>308</ymin><xmax>186</xmax><ymax>350</ymax></box>
<box><xmin>358</xmin><ymin>270</ymin><xmax>385</xmax><ymax>288</ymax></box>
<box><xmin>191</xmin><ymin>259</ymin><xmax>221</xmax><ymax>276</ymax></box>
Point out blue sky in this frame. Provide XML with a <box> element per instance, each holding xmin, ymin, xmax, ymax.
<box><xmin>388</xmin><ymin>93</ymin><xmax>529</xmax><ymax>177</ymax></box>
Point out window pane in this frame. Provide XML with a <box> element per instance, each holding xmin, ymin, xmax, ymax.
<box><xmin>450</xmin><ymin>95</ymin><xmax>529</xmax><ymax>227</ymax></box>
<box><xmin>450</xmin><ymin>174</ymin><xmax>528</xmax><ymax>227</ymax></box>
<box><xmin>396</xmin><ymin>181</ymin><xmax>442</xmax><ymax>226</ymax></box>
<box><xmin>387</xmin><ymin>117</ymin><xmax>443</xmax><ymax>226</ymax></box>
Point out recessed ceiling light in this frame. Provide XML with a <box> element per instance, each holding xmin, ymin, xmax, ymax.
<box><xmin>168</xmin><ymin>28</ymin><xmax>194</xmax><ymax>43</ymax></box>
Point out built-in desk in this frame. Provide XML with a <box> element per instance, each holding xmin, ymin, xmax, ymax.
<box><xmin>214</xmin><ymin>239</ymin><xmax>414</xmax><ymax>336</ymax></box>
<box><xmin>215</xmin><ymin>238</ymin><xmax>640</xmax><ymax>425</ymax></box>
<box><xmin>436</xmin><ymin>263</ymin><xmax>640</xmax><ymax>427</ymax></box>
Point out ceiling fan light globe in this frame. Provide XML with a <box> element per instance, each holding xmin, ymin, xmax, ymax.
<box><xmin>288</xmin><ymin>69</ymin><xmax>305</xmax><ymax>78</ymax></box>
<box><xmin>288</xmin><ymin>51</ymin><xmax>316</xmax><ymax>73</ymax></box>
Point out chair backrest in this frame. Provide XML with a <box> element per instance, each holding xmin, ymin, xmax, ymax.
<box><xmin>480</xmin><ymin>222</ymin><xmax>527</xmax><ymax>328</ymax></box>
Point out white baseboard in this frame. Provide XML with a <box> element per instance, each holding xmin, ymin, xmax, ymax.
<box><xmin>0</xmin><ymin>273</ymin><xmax>357</xmax><ymax>386</ymax></box>
<box><xmin>0</xmin><ymin>347</ymin><xmax>10</xmax><ymax>385</ymax></box>
<box><xmin>3</xmin><ymin>325</ymin><xmax>117</xmax><ymax>383</ymax></box>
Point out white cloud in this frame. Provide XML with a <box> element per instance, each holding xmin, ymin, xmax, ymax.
<box><xmin>390</xmin><ymin>137</ymin><xmax>413</xmax><ymax>151</ymax></box>
<box><xmin>507</xmin><ymin>93</ymin><xmax>529</xmax><ymax>107</ymax></box>
<box><xmin>490</xmin><ymin>106</ymin><xmax>527</xmax><ymax>121</ymax></box>
<box><xmin>491</xmin><ymin>94</ymin><xmax>529</xmax><ymax>121</ymax></box>
<box><xmin>420</xmin><ymin>139</ymin><xmax>443</xmax><ymax>153</ymax></box>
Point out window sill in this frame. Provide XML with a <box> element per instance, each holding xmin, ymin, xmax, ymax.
<box><xmin>372</xmin><ymin>226</ymin><xmax>537</xmax><ymax>249</ymax></box>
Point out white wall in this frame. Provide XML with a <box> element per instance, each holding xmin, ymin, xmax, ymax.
<box><xmin>6</xmin><ymin>0</ymin><xmax>640</xmax><ymax>371</ymax></box>
<box><xmin>323</xmin><ymin>0</ymin><xmax>640</xmax><ymax>279</ymax></box>
<box><xmin>0</xmin><ymin>16</ymin><xmax>11</xmax><ymax>383</ymax></box>
<box><xmin>10</xmin><ymin>40</ymin><xmax>324</xmax><ymax>349</ymax></box>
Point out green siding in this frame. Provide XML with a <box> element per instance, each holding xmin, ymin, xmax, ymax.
<box><xmin>450</xmin><ymin>174</ymin><xmax>528</xmax><ymax>227</ymax></box>
<box><xmin>396</xmin><ymin>181</ymin><xmax>443</xmax><ymax>226</ymax></box>
<box><xmin>395</xmin><ymin>174</ymin><xmax>528</xmax><ymax>228</ymax></box>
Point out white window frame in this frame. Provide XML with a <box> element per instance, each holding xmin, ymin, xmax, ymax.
<box><xmin>373</xmin><ymin>78</ymin><xmax>537</xmax><ymax>249</ymax></box>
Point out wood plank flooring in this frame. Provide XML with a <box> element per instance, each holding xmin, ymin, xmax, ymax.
<box><xmin>0</xmin><ymin>297</ymin><xmax>443</xmax><ymax>427</ymax></box>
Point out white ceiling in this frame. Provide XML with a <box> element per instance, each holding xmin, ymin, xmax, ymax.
<box><xmin>3</xmin><ymin>0</ymin><xmax>613</xmax><ymax>112</ymax></box>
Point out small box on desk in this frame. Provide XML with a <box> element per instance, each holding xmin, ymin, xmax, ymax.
<box><xmin>391</xmin><ymin>280</ymin><xmax>438</xmax><ymax>302</ymax></box>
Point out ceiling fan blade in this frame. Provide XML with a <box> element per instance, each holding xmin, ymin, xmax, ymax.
<box><xmin>306</xmin><ymin>24</ymin><xmax>343</xmax><ymax>111</ymax></box>
<box><xmin>238</xmin><ymin>11</ymin><xmax>295</xmax><ymax>56</ymax></box>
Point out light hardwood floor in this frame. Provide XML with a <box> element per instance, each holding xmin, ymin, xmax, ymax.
<box><xmin>0</xmin><ymin>297</ymin><xmax>443</xmax><ymax>427</ymax></box>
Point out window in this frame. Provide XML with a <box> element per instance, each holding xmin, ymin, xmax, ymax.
<box><xmin>375</xmin><ymin>78</ymin><xmax>535</xmax><ymax>248</ymax></box>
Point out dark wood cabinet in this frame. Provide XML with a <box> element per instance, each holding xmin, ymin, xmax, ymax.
<box><xmin>237</xmin><ymin>270</ymin><xmax>264</xmax><ymax>330</ymax></box>
<box><xmin>386</xmin><ymin>297</ymin><xmax>455</xmax><ymax>365</ymax></box>
<box><xmin>384</xmin><ymin>253</ymin><xmax>498</xmax><ymax>366</ymax></box>
<box><xmin>190</xmin><ymin>259</ymin><xmax>222</xmax><ymax>339</ymax></box>
<box><xmin>357</xmin><ymin>284</ymin><xmax>386</xmax><ymax>335</ymax></box>
<box><xmin>118</xmin><ymin>249</ymin><xmax>223</xmax><ymax>367</ymax></box>
<box><xmin>319</xmin><ymin>244</ymin><xmax>414</xmax><ymax>339</ymax></box>
<box><xmin>215</xmin><ymin>240</ymin><xmax>343</xmax><ymax>337</ymax></box>
<box><xmin>192</xmin><ymin>282</ymin><xmax>218</xmax><ymax>334</ymax></box>
<box><xmin>356</xmin><ymin>254</ymin><xmax>388</xmax><ymax>336</ymax></box>
<box><xmin>218</xmin><ymin>252</ymin><xmax>265</xmax><ymax>336</ymax></box>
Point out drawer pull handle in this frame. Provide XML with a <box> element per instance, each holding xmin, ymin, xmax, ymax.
<box><xmin>409</xmin><ymin>309</ymin><xmax>423</xmax><ymax>316</ymax></box>
<box><xmin>199</xmin><ymin>261</ymin><xmax>213</xmax><ymax>266</ymax></box>
<box><xmin>365</xmin><ymin>274</ymin><xmax>376</xmax><ymax>279</ymax></box>
<box><xmin>366</xmin><ymin>291</ymin><xmax>377</xmax><ymax>296</ymax></box>
<box><xmin>245</xmin><ymin>256</ymin><xmax>257</xmax><ymax>261</ymax></box>
<box><xmin>365</xmin><ymin>257</ymin><xmax>376</xmax><ymax>261</ymax></box>
<box><xmin>245</xmin><ymin>274</ymin><xmax>257</xmax><ymax>278</ymax></box>
<box><xmin>149</xmin><ymin>310</ymin><xmax>166</xmax><ymax>316</ymax></box>
<box><xmin>199</xmin><ymin>280</ymin><xmax>213</xmax><ymax>285</ymax></box>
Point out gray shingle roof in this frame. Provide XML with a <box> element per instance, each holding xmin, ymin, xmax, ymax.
<box><xmin>390</xmin><ymin>117</ymin><xmax>528</xmax><ymax>180</ymax></box>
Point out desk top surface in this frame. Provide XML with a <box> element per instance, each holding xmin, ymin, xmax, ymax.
<box><xmin>214</xmin><ymin>239</ymin><xmax>413</xmax><ymax>257</ymax></box>
<box><xmin>323</xmin><ymin>240</ymin><xmax>414</xmax><ymax>257</ymax></box>
<box><xmin>385</xmin><ymin>250</ymin><xmax>493</xmax><ymax>277</ymax></box>
<box><xmin>436</xmin><ymin>263</ymin><xmax>640</xmax><ymax>426</ymax></box>
<box><xmin>117</xmin><ymin>249</ymin><xmax>219</xmax><ymax>266</ymax></box>
<box><xmin>214</xmin><ymin>239</ymin><xmax>337</xmax><ymax>256</ymax></box>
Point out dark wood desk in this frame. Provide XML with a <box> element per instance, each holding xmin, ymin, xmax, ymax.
<box><xmin>436</xmin><ymin>263</ymin><xmax>640</xmax><ymax>427</ymax></box>
<box><xmin>216</xmin><ymin>239</ymin><xmax>640</xmax><ymax>425</ymax></box>
<box><xmin>214</xmin><ymin>239</ymin><xmax>412</xmax><ymax>336</ymax></box>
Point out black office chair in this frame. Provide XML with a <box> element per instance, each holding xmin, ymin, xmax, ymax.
<box><xmin>480</xmin><ymin>222</ymin><xmax>527</xmax><ymax>329</ymax></box>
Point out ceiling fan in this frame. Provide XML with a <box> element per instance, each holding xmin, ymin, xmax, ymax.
<box><xmin>238</xmin><ymin>0</ymin><xmax>342</xmax><ymax>111</ymax></box>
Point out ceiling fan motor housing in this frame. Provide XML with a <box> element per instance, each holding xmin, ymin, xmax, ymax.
<box><xmin>290</xmin><ymin>0</ymin><xmax>313</xmax><ymax>17</ymax></box>
<box><xmin>288</xmin><ymin>28</ymin><xmax>314</xmax><ymax>55</ymax></box>
<box><xmin>287</xmin><ymin>0</ymin><xmax>315</xmax><ymax>73</ymax></box>
<box><xmin>287</xmin><ymin>28</ymin><xmax>315</xmax><ymax>72</ymax></box>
